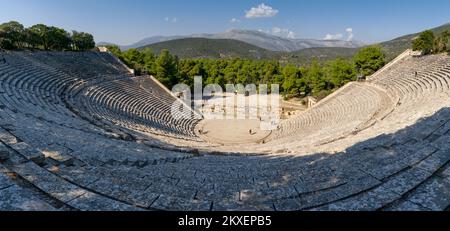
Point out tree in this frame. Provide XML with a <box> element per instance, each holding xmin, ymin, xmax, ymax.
<box><xmin>412</xmin><ymin>30</ymin><xmax>435</xmax><ymax>54</ymax></box>
<box><xmin>155</xmin><ymin>49</ymin><xmax>178</xmax><ymax>87</ymax></box>
<box><xmin>325</xmin><ymin>58</ymin><xmax>356</xmax><ymax>88</ymax></box>
<box><xmin>71</xmin><ymin>31</ymin><xmax>95</xmax><ymax>50</ymax></box>
<box><xmin>434</xmin><ymin>30</ymin><xmax>449</xmax><ymax>53</ymax></box>
<box><xmin>281</xmin><ymin>64</ymin><xmax>301</xmax><ymax>95</ymax></box>
<box><xmin>0</xmin><ymin>21</ymin><xmax>95</xmax><ymax>51</ymax></box>
<box><xmin>444</xmin><ymin>30</ymin><xmax>450</xmax><ymax>52</ymax></box>
<box><xmin>28</xmin><ymin>24</ymin><xmax>50</xmax><ymax>50</ymax></box>
<box><xmin>0</xmin><ymin>28</ymin><xmax>14</xmax><ymax>49</ymax></box>
<box><xmin>303</xmin><ymin>59</ymin><xmax>326</xmax><ymax>95</ymax></box>
<box><xmin>47</xmin><ymin>26</ymin><xmax>71</xmax><ymax>50</ymax></box>
<box><xmin>121</xmin><ymin>48</ymin><xmax>148</xmax><ymax>75</ymax></box>
<box><xmin>353</xmin><ymin>45</ymin><xmax>386</xmax><ymax>76</ymax></box>
<box><xmin>142</xmin><ymin>48</ymin><xmax>156</xmax><ymax>74</ymax></box>
<box><xmin>24</xmin><ymin>27</ymin><xmax>42</xmax><ymax>49</ymax></box>
<box><xmin>0</xmin><ymin>21</ymin><xmax>25</xmax><ymax>49</ymax></box>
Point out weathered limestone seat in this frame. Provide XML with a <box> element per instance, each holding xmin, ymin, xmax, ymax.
<box><xmin>0</xmin><ymin>50</ymin><xmax>449</xmax><ymax>211</ymax></box>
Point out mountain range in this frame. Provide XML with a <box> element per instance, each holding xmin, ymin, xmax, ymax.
<box><xmin>98</xmin><ymin>23</ymin><xmax>450</xmax><ymax>65</ymax></box>
<box><xmin>139</xmin><ymin>38</ymin><xmax>360</xmax><ymax>65</ymax></box>
<box><xmin>98</xmin><ymin>29</ymin><xmax>366</xmax><ymax>52</ymax></box>
<box><xmin>138</xmin><ymin>38</ymin><xmax>276</xmax><ymax>60</ymax></box>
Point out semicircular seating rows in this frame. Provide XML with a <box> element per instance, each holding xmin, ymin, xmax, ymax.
<box><xmin>0</xmin><ymin>50</ymin><xmax>450</xmax><ymax>211</ymax></box>
<box><xmin>75</xmin><ymin>76</ymin><xmax>201</xmax><ymax>141</ymax></box>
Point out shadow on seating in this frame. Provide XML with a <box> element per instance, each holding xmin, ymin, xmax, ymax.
<box><xmin>207</xmin><ymin>107</ymin><xmax>450</xmax><ymax>210</ymax></box>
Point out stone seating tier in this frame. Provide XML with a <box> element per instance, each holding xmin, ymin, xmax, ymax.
<box><xmin>0</xmin><ymin>51</ymin><xmax>449</xmax><ymax>211</ymax></box>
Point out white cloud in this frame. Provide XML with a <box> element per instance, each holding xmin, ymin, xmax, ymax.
<box><xmin>164</xmin><ymin>17</ymin><xmax>177</xmax><ymax>23</ymax></box>
<box><xmin>324</xmin><ymin>33</ymin><xmax>343</xmax><ymax>40</ymax></box>
<box><xmin>230</xmin><ymin>18</ymin><xmax>241</xmax><ymax>23</ymax></box>
<box><xmin>323</xmin><ymin>28</ymin><xmax>355</xmax><ymax>41</ymax></box>
<box><xmin>271</xmin><ymin>27</ymin><xmax>296</xmax><ymax>39</ymax></box>
<box><xmin>258</xmin><ymin>27</ymin><xmax>296</xmax><ymax>39</ymax></box>
<box><xmin>346</xmin><ymin>28</ymin><xmax>354</xmax><ymax>41</ymax></box>
<box><xmin>245</xmin><ymin>3</ymin><xmax>279</xmax><ymax>18</ymax></box>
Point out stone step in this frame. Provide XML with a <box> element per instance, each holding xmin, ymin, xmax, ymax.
<box><xmin>0</xmin><ymin>164</ymin><xmax>57</xmax><ymax>211</ymax></box>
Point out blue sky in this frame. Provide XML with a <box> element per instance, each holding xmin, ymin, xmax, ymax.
<box><xmin>1</xmin><ymin>0</ymin><xmax>450</xmax><ymax>45</ymax></box>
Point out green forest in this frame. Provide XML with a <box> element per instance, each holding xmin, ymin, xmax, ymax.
<box><xmin>0</xmin><ymin>21</ymin><xmax>95</xmax><ymax>51</ymax></box>
<box><xmin>106</xmin><ymin>45</ymin><xmax>386</xmax><ymax>99</ymax></box>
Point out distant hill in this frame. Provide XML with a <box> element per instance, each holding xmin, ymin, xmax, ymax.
<box><xmin>379</xmin><ymin>23</ymin><xmax>450</xmax><ymax>60</ymax></box>
<box><xmin>121</xmin><ymin>36</ymin><xmax>186</xmax><ymax>50</ymax></box>
<box><xmin>101</xmin><ymin>29</ymin><xmax>366</xmax><ymax>52</ymax></box>
<box><xmin>130</xmin><ymin>23</ymin><xmax>450</xmax><ymax>65</ymax></box>
<box><xmin>138</xmin><ymin>38</ymin><xmax>278</xmax><ymax>60</ymax></box>
<box><xmin>139</xmin><ymin>38</ymin><xmax>361</xmax><ymax>65</ymax></box>
<box><xmin>292</xmin><ymin>23</ymin><xmax>450</xmax><ymax>62</ymax></box>
<box><xmin>282</xmin><ymin>47</ymin><xmax>359</xmax><ymax>64</ymax></box>
<box><xmin>197</xmin><ymin>29</ymin><xmax>366</xmax><ymax>52</ymax></box>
